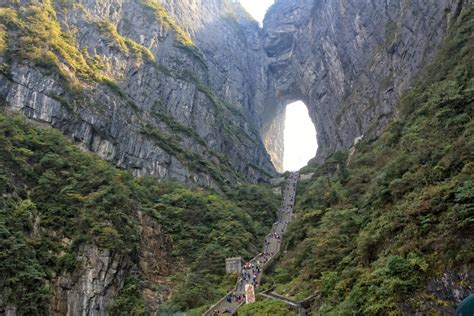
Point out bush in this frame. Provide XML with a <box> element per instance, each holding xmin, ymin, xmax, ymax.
<box><xmin>108</xmin><ymin>277</ymin><xmax>148</xmax><ymax>315</ymax></box>
<box><xmin>238</xmin><ymin>299</ymin><xmax>297</xmax><ymax>316</ymax></box>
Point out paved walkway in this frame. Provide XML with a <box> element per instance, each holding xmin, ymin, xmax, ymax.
<box><xmin>204</xmin><ymin>172</ymin><xmax>299</xmax><ymax>316</ymax></box>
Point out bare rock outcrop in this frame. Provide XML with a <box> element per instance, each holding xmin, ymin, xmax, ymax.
<box><xmin>137</xmin><ymin>211</ymin><xmax>174</xmax><ymax>312</ymax></box>
<box><xmin>50</xmin><ymin>245</ymin><xmax>129</xmax><ymax>316</ymax></box>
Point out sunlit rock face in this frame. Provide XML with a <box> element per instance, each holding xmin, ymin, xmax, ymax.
<box><xmin>263</xmin><ymin>0</ymin><xmax>467</xmax><ymax>163</ymax></box>
<box><xmin>262</xmin><ymin>105</ymin><xmax>285</xmax><ymax>172</ymax></box>
<box><xmin>0</xmin><ymin>0</ymin><xmax>277</xmax><ymax>188</ymax></box>
<box><xmin>50</xmin><ymin>245</ymin><xmax>130</xmax><ymax>316</ymax></box>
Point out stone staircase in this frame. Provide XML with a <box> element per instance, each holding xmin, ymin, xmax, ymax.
<box><xmin>203</xmin><ymin>172</ymin><xmax>299</xmax><ymax>315</ymax></box>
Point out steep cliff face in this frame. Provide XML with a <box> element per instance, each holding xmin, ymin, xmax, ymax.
<box><xmin>262</xmin><ymin>108</ymin><xmax>285</xmax><ymax>172</ymax></box>
<box><xmin>158</xmin><ymin>0</ymin><xmax>287</xmax><ymax>171</ymax></box>
<box><xmin>263</xmin><ymin>0</ymin><xmax>469</xmax><ymax>163</ymax></box>
<box><xmin>136</xmin><ymin>210</ymin><xmax>174</xmax><ymax>312</ymax></box>
<box><xmin>156</xmin><ymin>0</ymin><xmax>286</xmax><ymax>171</ymax></box>
<box><xmin>50</xmin><ymin>245</ymin><xmax>130</xmax><ymax>316</ymax></box>
<box><xmin>48</xmin><ymin>214</ymin><xmax>174</xmax><ymax>316</ymax></box>
<box><xmin>0</xmin><ymin>0</ymin><xmax>277</xmax><ymax>188</ymax></box>
<box><xmin>0</xmin><ymin>0</ymin><xmax>469</xmax><ymax>178</ymax></box>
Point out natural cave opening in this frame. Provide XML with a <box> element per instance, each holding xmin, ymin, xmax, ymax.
<box><xmin>283</xmin><ymin>101</ymin><xmax>317</xmax><ymax>171</ymax></box>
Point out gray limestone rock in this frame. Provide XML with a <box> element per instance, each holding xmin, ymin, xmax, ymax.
<box><xmin>262</xmin><ymin>0</ymin><xmax>471</xmax><ymax>163</ymax></box>
<box><xmin>50</xmin><ymin>245</ymin><xmax>130</xmax><ymax>316</ymax></box>
<box><xmin>0</xmin><ymin>0</ymin><xmax>277</xmax><ymax>187</ymax></box>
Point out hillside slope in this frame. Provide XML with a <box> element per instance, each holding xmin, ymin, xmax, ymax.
<box><xmin>262</xmin><ymin>8</ymin><xmax>474</xmax><ymax>315</ymax></box>
<box><xmin>0</xmin><ymin>110</ymin><xmax>279</xmax><ymax>314</ymax></box>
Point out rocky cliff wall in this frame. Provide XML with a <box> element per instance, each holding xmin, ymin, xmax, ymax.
<box><xmin>152</xmin><ymin>0</ymin><xmax>286</xmax><ymax>171</ymax></box>
<box><xmin>1</xmin><ymin>0</ymin><xmax>470</xmax><ymax>182</ymax></box>
<box><xmin>0</xmin><ymin>0</ymin><xmax>277</xmax><ymax>187</ymax></box>
<box><xmin>46</xmin><ymin>212</ymin><xmax>173</xmax><ymax>316</ymax></box>
<box><xmin>50</xmin><ymin>245</ymin><xmax>130</xmax><ymax>316</ymax></box>
<box><xmin>263</xmin><ymin>0</ymin><xmax>471</xmax><ymax>163</ymax></box>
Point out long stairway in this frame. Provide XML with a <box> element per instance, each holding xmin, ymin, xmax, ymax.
<box><xmin>204</xmin><ymin>172</ymin><xmax>299</xmax><ymax>315</ymax></box>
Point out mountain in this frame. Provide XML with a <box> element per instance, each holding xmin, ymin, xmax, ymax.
<box><xmin>262</xmin><ymin>2</ymin><xmax>474</xmax><ymax>314</ymax></box>
<box><xmin>2</xmin><ymin>0</ymin><xmax>466</xmax><ymax>181</ymax></box>
<box><xmin>0</xmin><ymin>0</ymin><xmax>277</xmax><ymax>189</ymax></box>
<box><xmin>0</xmin><ymin>0</ymin><xmax>472</xmax><ymax>315</ymax></box>
<box><xmin>263</xmin><ymin>0</ymin><xmax>469</xmax><ymax>163</ymax></box>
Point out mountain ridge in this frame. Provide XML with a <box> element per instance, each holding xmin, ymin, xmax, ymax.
<box><xmin>0</xmin><ymin>0</ymin><xmax>472</xmax><ymax>314</ymax></box>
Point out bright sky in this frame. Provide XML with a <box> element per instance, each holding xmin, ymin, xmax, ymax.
<box><xmin>284</xmin><ymin>102</ymin><xmax>318</xmax><ymax>171</ymax></box>
<box><xmin>238</xmin><ymin>0</ymin><xmax>274</xmax><ymax>24</ymax></box>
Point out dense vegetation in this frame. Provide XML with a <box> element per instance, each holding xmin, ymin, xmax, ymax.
<box><xmin>238</xmin><ymin>299</ymin><xmax>297</xmax><ymax>316</ymax></box>
<box><xmin>263</xmin><ymin>8</ymin><xmax>473</xmax><ymax>315</ymax></box>
<box><xmin>0</xmin><ymin>110</ymin><xmax>278</xmax><ymax>314</ymax></box>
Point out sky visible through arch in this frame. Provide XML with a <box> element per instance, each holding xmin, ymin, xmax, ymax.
<box><xmin>284</xmin><ymin>102</ymin><xmax>318</xmax><ymax>171</ymax></box>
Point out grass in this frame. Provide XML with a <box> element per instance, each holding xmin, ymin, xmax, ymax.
<box><xmin>1</xmin><ymin>1</ymin><xmax>152</xmax><ymax>109</ymax></box>
<box><xmin>141</xmin><ymin>0</ymin><xmax>194</xmax><ymax>47</ymax></box>
<box><xmin>0</xmin><ymin>0</ymin><xmax>114</xmax><ymax>94</ymax></box>
<box><xmin>3</xmin><ymin>1</ymin><xmax>153</xmax><ymax>115</ymax></box>
<box><xmin>0</xmin><ymin>24</ymin><xmax>6</xmax><ymax>53</ymax></box>
<box><xmin>140</xmin><ymin>0</ymin><xmax>207</xmax><ymax>67</ymax></box>
<box><xmin>97</xmin><ymin>20</ymin><xmax>129</xmax><ymax>52</ymax></box>
<box><xmin>19</xmin><ymin>1</ymin><xmax>103</xmax><ymax>79</ymax></box>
